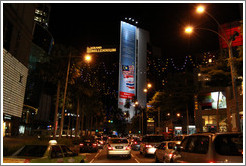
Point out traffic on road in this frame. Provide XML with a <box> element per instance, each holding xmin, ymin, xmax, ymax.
<box><xmin>3</xmin><ymin>132</ymin><xmax>243</xmax><ymax>163</ymax></box>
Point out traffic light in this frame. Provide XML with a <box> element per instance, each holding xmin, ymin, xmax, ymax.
<box><xmin>96</xmin><ymin>129</ymin><xmax>98</xmax><ymax>132</ymax></box>
<box><xmin>111</xmin><ymin>120</ymin><xmax>113</xmax><ymax>123</ymax></box>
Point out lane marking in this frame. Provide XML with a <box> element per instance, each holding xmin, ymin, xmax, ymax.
<box><xmin>90</xmin><ymin>149</ymin><xmax>103</xmax><ymax>163</ymax></box>
<box><xmin>131</xmin><ymin>153</ymin><xmax>140</xmax><ymax>163</ymax></box>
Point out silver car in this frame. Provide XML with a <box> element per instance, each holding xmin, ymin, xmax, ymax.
<box><xmin>140</xmin><ymin>135</ymin><xmax>165</xmax><ymax>156</ymax></box>
<box><xmin>173</xmin><ymin>132</ymin><xmax>243</xmax><ymax>163</ymax></box>
<box><xmin>107</xmin><ymin>138</ymin><xmax>131</xmax><ymax>159</ymax></box>
<box><xmin>155</xmin><ymin>141</ymin><xmax>181</xmax><ymax>163</ymax></box>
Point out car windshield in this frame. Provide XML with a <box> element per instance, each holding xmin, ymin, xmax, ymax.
<box><xmin>110</xmin><ymin>139</ymin><xmax>128</xmax><ymax>144</ymax></box>
<box><xmin>143</xmin><ymin>136</ymin><xmax>165</xmax><ymax>142</ymax></box>
<box><xmin>214</xmin><ymin>134</ymin><xmax>243</xmax><ymax>156</ymax></box>
<box><xmin>15</xmin><ymin>145</ymin><xmax>48</xmax><ymax>157</ymax></box>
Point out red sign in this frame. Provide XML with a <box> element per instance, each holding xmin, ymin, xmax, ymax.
<box><xmin>219</xmin><ymin>22</ymin><xmax>243</xmax><ymax>48</ymax></box>
<box><xmin>119</xmin><ymin>91</ymin><xmax>135</xmax><ymax>99</ymax></box>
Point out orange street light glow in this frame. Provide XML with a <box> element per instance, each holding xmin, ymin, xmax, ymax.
<box><xmin>147</xmin><ymin>83</ymin><xmax>152</xmax><ymax>88</ymax></box>
<box><xmin>143</xmin><ymin>88</ymin><xmax>148</xmax><ymax>93</ymax></box>
<box><xmin>185</xmin><ymin>27</ymin><xmax>193</xmax><ymax>33</ymax></box>
<box><xmin>85</xmin><ymin>54</ymin><xmax>92</xmax><ymax>62</ymax></box>
<box><xmin>197</xmin><ymin>6</ymin><xmax>205</xmax><ymax>13</ymax></box>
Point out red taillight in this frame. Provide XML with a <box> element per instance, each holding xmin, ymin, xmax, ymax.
<box><xmin>79</xmin><ymin>143</ymin><xmax>84</xmax><ymax>146</ymax></box>
<box><xmin>145</xmin><ymin>144</ymin><xmax>152</xmax><ymax>148</ymax></box>
<box><xmin>134</xmin><ymin>141</ymin><xmax>137</xmax><ymax>144</ymax></box>
<box><xmin>93</xmin><ymin>143</ymin><xmax>97</xmax><ymax>147</ymax></box>
<box><xmin>168</xmin><ymin>153</ymin><xmax>173</xmax><ymax>158</ymax></box>
<box><xmin>108</xmin><ymin>146</ymin><xmax>115</xmax><ymax>150</ymax></box>
<box><xmin>209</xmin><ymin>161</ymin><xmax>215</xmax><ymax>163</ymax></box>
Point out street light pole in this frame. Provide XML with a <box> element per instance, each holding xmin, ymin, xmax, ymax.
<box><xmin>59</xmin><ymin>52</ymin><xmax>71</xmax><ymax>138</ymax></box>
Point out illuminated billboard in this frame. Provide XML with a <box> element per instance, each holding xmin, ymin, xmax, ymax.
<box><xmin>201</xmin><ymin>91</ymin><xmax>227</xmax><ymax>110</ymax></box>
<box><xmin>118</xmin><ymin>21</ymin><xmax>136</xmax><ymax>109</ymax></box>
<box><xmin>219</xmin><ymin>21</ymin><xmax>243</xmax><ymax>48</ymax></box>
<box><xmin>86</xmin><ymin>46</ymin><xmax>116</xmax><ymax>53</ymax></box>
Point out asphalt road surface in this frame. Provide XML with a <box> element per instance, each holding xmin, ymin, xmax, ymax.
<box><xmin>82</xmin><ymin>146</ymin><xmax>155</xmax><ymax>163</ymax></box>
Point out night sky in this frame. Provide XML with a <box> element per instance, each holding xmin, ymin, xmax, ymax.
<box><xmin>48</xmin><ymin>2</ymin><xmax>243</xmax><ymax>59</ymax></box>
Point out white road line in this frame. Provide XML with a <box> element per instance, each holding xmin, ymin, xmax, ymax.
<box><xmin>90</xmin><ymin>158</ymin><xmax>95</xmax><ymax>163</ymax></box>
<box><xmin>90</xmin><ymin>149</ymin><xmax>102</xmax><ymax>163</ymax></box>
<box><xmin>131</xmin><ymin>153</ymin><xmax>140</xmax><ymax>163</ymax></box>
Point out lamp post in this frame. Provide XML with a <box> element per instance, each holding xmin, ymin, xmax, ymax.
<box><xmin>59</xmin><ymin>53</ymin><xmax>92</xmax><ymax>138</ymax></box>
<box><xmin>184</xmin><ymin>5</ymin><xmax>241</xmax><ymax>132</ymax></box>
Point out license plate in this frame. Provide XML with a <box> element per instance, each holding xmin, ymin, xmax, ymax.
<box><xmin>115</xmin><ymin>146</ymin><xmax>123</xmax><ymax>149</ymax></box>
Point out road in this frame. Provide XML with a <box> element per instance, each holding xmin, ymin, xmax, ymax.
<box><xmin>82</xmin><ymin>146</ymin><xmax>155</xmax><ymax>163</ymax></box>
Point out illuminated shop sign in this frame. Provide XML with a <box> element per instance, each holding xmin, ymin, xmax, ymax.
<box><xmin>201</xmin><ymin>91</ymin><xmax>227</xmax><ymax>110</ymax></box>
<box><xmin>86</xmin><ymin>46</ymin><xmax>116</xmax><ymax>53</ymax></box>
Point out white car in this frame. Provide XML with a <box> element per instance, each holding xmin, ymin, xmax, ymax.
<box><xmin>155</xmin><ymin>141</ymin><xmax>181</xmax><ymax>163</ymax></box>
<box><xmin>107</xmin><ymin>138</ymin><xmax>131</xmax><ymax>159</ymax></box>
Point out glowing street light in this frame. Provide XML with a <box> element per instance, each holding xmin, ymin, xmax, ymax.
<box><xmin>177</xmin><ymin>113</ymin><xmax>181</xmax><ymax>117</ymax></box>
<box><xmin>147</xmin><ymin>83</ymin><xmax>152</xmax><ymax>88</ymax></box>
<box><xmin>143</xmin><ymin>88</ymin><xmax>148</xmax><ymax>93</ymax></box>
<box><xmin>84</xmin><ymin>54</ymin><xmax>92</xmax><ymax>62</ymax></box>
<box><xmin>185</xmin><ymin>26</ymin><xmax>193</xmax><ymax>34</ymax></box>
<box><xmin>135</xmin><ymin>101</ymin><xmax>139</xmax><ymax>105</ymax></box>
<box><xmin>196</xmin><ymin>6</ymin><xmax>205</xmax><ymax>14</ymax></box>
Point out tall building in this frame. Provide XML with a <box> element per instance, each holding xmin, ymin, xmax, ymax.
<box><xmin>118</xmin><ymin>21</ymin><xmax>150</xmax><ymax>121</ymax></box>
<box><xmin>23</xmin><ymin>4</ymin><xmax>54</xmax><ymax>132</ymax></box>
<box><xmin>3</xmin><ymin>3</ymin><xmax>36</xmax><ymax>136</ymax></box>
<box><xmin>34</xmin><ymin>4</ymin><xmax>51</xmax><ymax>29</ymax></box>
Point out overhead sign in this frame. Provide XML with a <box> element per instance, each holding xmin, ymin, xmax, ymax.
<box><xmin>86</xmin><ymin>46</ymin><xmax>116</xmax><ymax>53</ymax></box>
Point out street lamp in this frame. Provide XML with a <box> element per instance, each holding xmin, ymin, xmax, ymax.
<box><xmin>147</xmin><ymin>83</ymin><xmax>152</xmax><ymax>88</ymax></box>
<box><xmin>196</xmin><ymin>5</ymin><xmax>205</xmax><ymax>14</ymax></box>
<box><xmin>177</xmin><ymin>113</ymin><xmax>181</xmax><ymax>117</ymax></box>
<box><xmin>184</xmin><ymin>6</ymin><xmax>241</xmax><ymax>132</ymax></box>
<box><xmin>59</xmin><ymin>53</ymin><xmax>92</xmax><ymax>138</ymax></box>
<box><xmin>84</xmin><ymin>54</ymin><xmax>92</xmax><ymax>63</ymax></box>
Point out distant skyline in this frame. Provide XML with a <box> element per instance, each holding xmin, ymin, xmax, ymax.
<box><xmin>48</xmin><ymin>2</ymin><xmax>243</xmax><ymax>59</ymax></box>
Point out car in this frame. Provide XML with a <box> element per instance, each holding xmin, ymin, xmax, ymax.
<box><xmin>107</xmin><ymin>138</ymin><xmax>131</xmax><ymax>159</ymax></box>
<box><xmin>78</xmin><ymin>139</ymin><xmax>99</xmax><ymax>153</ymax></box>
<box><xmin>95</xmin><ymin>138</ymin><xmax>105</xmax><ymax>149</ymax></box>
<box><xmin>172</xmin><ymin>135</ymin><xmax>188</xmax><ymax>144</ymax></box>
<box><xmin>3</xmin><ymin>140</ymin><xmax>86</xmax><ymax>163</ymax></box>
<box><xmin>139</xmin><ymin>135</ymin><xmax>166</xmax><ymax>156</ymax></box>
<box><xmin>130</xmin><ymin>137</ymin><xmax>141</xmax><ymax>151</ymax></box>
<box><xmin>155</xmin><ymin>141</ymin><xmax>181</xmax><ymax>163</ymax></box>
<box><xmin>173</xmin><ymin>132</ymin><xmax>243</xmax><ymax>163</ymax></box>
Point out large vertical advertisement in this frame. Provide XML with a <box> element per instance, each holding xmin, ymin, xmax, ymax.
<box><xmin>118</xmin><ymin>21</ymin><xmax>136</xmax><ymax>109</ymax></box>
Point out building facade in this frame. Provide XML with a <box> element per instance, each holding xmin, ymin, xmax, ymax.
<box><xmin>118</xmin><ymin>21</ymin><xmax>150</xmax><ymax>121</ymax></box>
<box><xmin>3</xmin><ymin>3</ymin><xmax>36</xmax><ymax>136</ymax></box>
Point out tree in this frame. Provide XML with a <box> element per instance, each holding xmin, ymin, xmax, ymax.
<box><xmin>149</xmin><ymin>72</ymin><xmax>196</xmax><ymax>133</ymax></box>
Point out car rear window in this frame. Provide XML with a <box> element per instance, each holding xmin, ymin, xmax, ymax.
<box><xmin>110</xmin><ymin>139</ymin><xmax>128</xmax><ymax>143</ymax></box>
<box><xmin>143</xmin><ymin>136</ymin><xmax>165</xmax><ymax>142</ymax></box>
<box><xmin>15</xmin><ymin>145</ymin><xmax>48</xmax><ymax>157</ymax></box>
<box><xmin>214</xmin><ymin>134</ymin><xmax>243</xmax><ymax>156</ymax></box>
